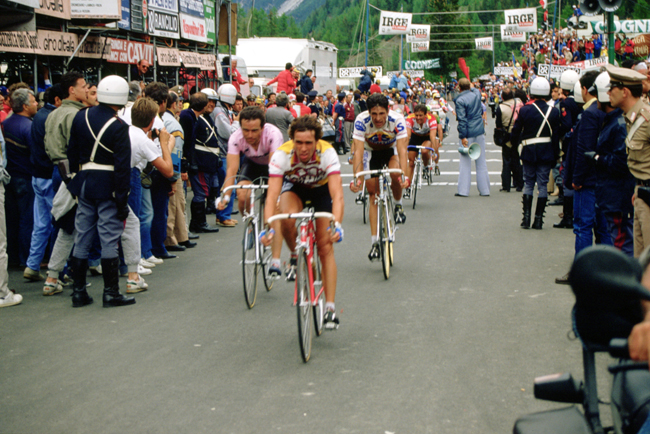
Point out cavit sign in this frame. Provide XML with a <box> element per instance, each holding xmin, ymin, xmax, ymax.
<box><xmin>503</xmin><ymin>8</ymin><xmax>537</xmax><ymax>33</ymax></box>
<box><xmin>379</xmin><ymin>10</ymin><xmax>412</xmax><ymax>35</ymax></box>
<box><xmin>107</xmin><ymin>38</ymin><xmax>154</xmax><ymax>64</ymax></box>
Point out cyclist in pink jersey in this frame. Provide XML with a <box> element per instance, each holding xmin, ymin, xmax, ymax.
<box><xmin>217</xmin><ymin>106</ymin><xmax>285</xmax><ymax>277</ymax></box>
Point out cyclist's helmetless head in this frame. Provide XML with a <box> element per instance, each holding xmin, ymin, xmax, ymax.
<box><xmin>289</xmin><ymin>116</ymin><xmax>323</xmax><ymax>163</ymax></box>
<box><xmin>413</xmin><ymin>104</ymin><xmax>428</xmax><ymax>124</ymax></box>
<box><xmin>239</xmin><ymin>106</ymin><xmax>265</xmax><ymax>146</ymax></box>
<box><xmin>367</xmin><ymin>93</ymin><xmax>389</xmax><ymax>128</ymax></box>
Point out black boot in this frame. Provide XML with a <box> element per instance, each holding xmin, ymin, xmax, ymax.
<box><xmin>189</xmin><ymin>201</ymin><xmax>219</xmax><ymax>233</ymax></box>
<box><xmin>532</xmin><ymin>197</ymin><xmax>548</xmax><ymax>230</ymax></box>
<box><xmin>553</xmin><ymin>198</ymin><xmax>574</xmax><ymax>229</ymax></box>
<box><xmin>521</xmin><ymin>194</ymin><xmax>533</xmax><ymax>229</ymax></box>
<box><xmin>101</xmin><ymin>258</ymin><xmax>135</xmax><ymax>308</ymax></box>
<box><xmin>205</xmin><ymin>188</ymin><xmax>217</xmax><ymax>215</ymax></box>
<box><xmin>70</xmin><ymin>257</ymin><xmax>93</xmax><ymax>308</ymax></box>
<box><xmin>549</xmin><ymin>185</ymin><xmax>564</xmax><ymax>206</ymax></box>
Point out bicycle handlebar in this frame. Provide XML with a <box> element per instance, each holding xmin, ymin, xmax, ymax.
<box><xmin>217</xmin><ymin>184</ymin><xmax>269</xmax><ymax>207</ymax></box>
<box><xmin>267</xmin><ymin>211</ymin><xmax>335</xmax><ymax>225</ymax></box>
<box><xmin>355</xmin><ymin>168</ymin><xmax>403</xmax><ymax>178</ymax></box>
<box><xmin>407</xmin><ymin>145</ymin><xmax>436</xmax><ymax>152</ymax></box>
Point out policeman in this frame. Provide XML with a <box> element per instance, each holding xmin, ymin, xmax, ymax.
<box><xmin>510</xmin><ymin>77</ymin><xmax>561</xmax><ymax>230</ymax></box>
<box><xmin>66</xmin><ymin>75</ymin><xmax>135</xmax><ymax>308</ymax></box>
<box><xmin>605</xmin><ymin>63</ymin><xmax>650</xmax><ymax>257</ymax></box>
<box><xmin>307</xmin><ymin>90</ymin><xmax>321</xmax><ymax>117</ymax></box>
<box><xmin>188</xmin><ymin>88</ymin><xmax>220</xmax><ymax>233</ymax></box>
<box><xmin>211</xmin><ymin>84</ymin><xmax>240</xmax><ymax>227</ymax></box>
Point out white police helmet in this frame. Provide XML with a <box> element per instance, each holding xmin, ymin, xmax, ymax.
<box><xmin>96</xmin><ymin>75</ymin><xmax>129</xmax><ymax>106</ymax></box>
<box><xmin>560</xmin><ymin>70</ymin><xmax>580</xmax><ymax>91</ymax></box>
<box><xmin>573</xmin><ymin>80</ymin><xmax>585</xmax><ymax>104</ymax></box>
<box><xmin>591</xmin><ymin>71</ymin><xmax>611</xmax><ymax>103</ymax></box>
<box><xmin>217</xmin><ymin>83</ymin><xmax>237</xmax><ymax>105</ymax></box>
<box><xmin>530</xmin><ymin>77</ymin><xmax>551</xmax><ymax>98</ymax></box>
<box><xmin>201</xmin><ymin>88</ymin><xmax>218</xmax><ymax>101</ymax></box>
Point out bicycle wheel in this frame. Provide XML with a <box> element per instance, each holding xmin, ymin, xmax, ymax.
<box><xmin>261</xmin><ymin>247</ymin><xmax>274</xmax><ymax>292</ymax></box>
<box><xmin>412</xmin><ymin>164</ymin><xmax>419</xmax><ymax>210</ymax></box>
<box><xmin>379</xmin><ymin>202</ymin><xmax>390</xmax><ymax>280</ymax></box>
<box><xmin>296</xmin><ymin>249</ymin><xmax>313</xmax><ymax>362</ymax></box>
<box><xmin>386</xmin><ymin>202</ymin><xmax>395</xmax><ymax>267</ymax></box>
<box><xmin>311</xmin><ymin>244</ymin><xmax>325</xmax><ymax>336</ymax></box>
<box><xmin>242</xmin><ymin>219</ymin><xmax>258</xmax><ymax>309</ymax></box>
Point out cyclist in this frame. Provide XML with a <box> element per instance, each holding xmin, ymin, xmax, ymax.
<box><xmin>350</xmin><ymin>93</ymin><xmax>409</xmax><ymax>262</ymax></box>
<box><xmin>261</xmin><ymin>116</ymin><xmax>344</xmax><ymax>329</ymax></box>
<box><xmin>217</xmin><ymin>106</ymin><xmax>285</xmax><ymax>277</ymax></box>
<box><xmin>404</xmin><ymin>104</ymin><xmax>443</xmax><ymax>198</ymax></box>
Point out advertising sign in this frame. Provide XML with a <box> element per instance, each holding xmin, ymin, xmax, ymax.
<box><xmin>118</xmin><ymin>0</ymin><xmax>130</xmax><ymax>29</ymax></box>
<box><xmin>131</xmin><ymin>0</ymin><xmax>145</xmax><ymax>32</ymax></box>
<box><xmin>386</xmin><ymin>70</ymin><xmax>425</xmax><ymax>79</ymax></box>
<box><xmin>180</xmin><ymin>51</ymin><xmax>214</xmax><ymax>70</ymax></box>
<box><xmin>157</xmin><ymin>46</ymin><xmax>181</xmax><ymax>66</ymax></box>
<box><xmin>403</xmin><ymin>58</ymin><xmax>440</xmax><ymax>69</ymax></box>
<box><xmin>592</xmin><ymin>19</ymin><xmax>650</xmax><ymax>35</ymax></box>
<box><xmin>148</xmin><ymin>0</ymin><xmax>177</xmax><ymax>13</ymax></box>
<box><xmin>180</xmin><ymin>13</ymin><xmax>206</xmax><ymax>42</ymax></box>
<box><xmin>0</xmin><ymin>32</ymin><xmax>38</xmax><ymax>54</ymax></box>
<box><xmin>179</xmin><ymin>0</ymin><xmax>202</xmax><ymax>17</ymax></box>
<box><xmin>503</xmin><ymin>7</ymin><xmax>537</xmax><ymax>33</ymax></box>
<box><xmin>106</xmin><ymin>37</ymin><xmax>154</xmax><ymax>64</ymax></box>
<box><xmin>378</xmin><ymin>10</ymin><xmax>412</xmax><ymax>35</ymax></box>
<box><xmin>70</xmin><ymin>0</ymin><xmax>121</xmax><ymax>19</ymax></box>
<box><xmin>204</xmin><ymin>0</ymin><xmax>215</xmax><ymax>44</ymax></box>
<box><xmin>569</xmin><ymin>55</ymin><xmax>608</xmax><ymax>69</ymax></box>
<box><xmin>475</xmin><ymin>36</ymin><xmax>493</xmax><ymax>51</ymax></box>
<box><xmin>494</xmin><ymin>66</ymin><xmax>523</xmax><ymax>76</ymax></box>
<box><xmin>338</xmin><ymin>66</ymin><xmax>383</xmax><ymax>78</ymax></box>
<box><xmin>148</xmin><ymin>7</ymin><xmax>179</xmax><ymax>38</ymax></box>
<box><xmin>501</xmin><ymin>24</ymin><xmax>526</xmax><ymax>42</ymax></box>
<box><xmin>406</xmin><ymin>24</ymin><xmax>430</xmax><ymax>43</ymax></box>
<box><xmin>36</xmin><ymin>0</ymin><xmax>71</xmax><ymax>20</ymax></box>
<box><xmin>77</xmin><ymin>35</ymin><xmax>108</xmax><ymax>58</ymax></box>
<box><xmin>411</xmin><ymin>41</ymin><xmax>429</xmax><ymax>52</ymax></box>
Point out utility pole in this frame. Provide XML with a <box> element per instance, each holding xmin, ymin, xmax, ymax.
<box><xmin>399</xmin><ymin>4</ymin><xmax>403</xmax><ymax>72</ymax></box>
<box><xmin>365</xmin><ymin>0</ymin><xmax>369</xmax><ymax>67</ymax></box>
<box><xmin>607</xmin><ymin>12</ymin><xmax>615</xmax><ymax>64</ymax></box>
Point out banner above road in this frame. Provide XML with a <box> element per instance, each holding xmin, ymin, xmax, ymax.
<box><xmin>403</xmin><ymin>58</ymin><xmax>439</xmax><ymax>69</ymax></box>
<box><xmin>411</xmin><ymin>41</ymin><xmax>429</xmax><ymax>52</ymax></box>
<box><xmin>338</xmin><ymin>66</ymin><xmax>383</xmax><ymax>78</ymax></box>
<box><xmin>501</xmin><ymin>25</ymin><xmax>526</xmax><ymax>42</ymax></box>
<box><xmin>503</xmin><ymin>7</ymin><xmax>537</xmax><ymax>33</ymax></box>
<box><xmin>591</xmin><ymin>19</ymin><xmax>650</xmax><ymax>35</ymax></box>
<box><xmin>494</xmin><ymin>66</ymin><xmax>523</xmax><ymax>76</ymax></box>
<box><xmin>379</xmin><ymin>10</ymin><xmax>412</xmax><ymax>35</ymax></box>
<box><xmin>406</xmin><ymin>24</ymin><xmax>430</xmax><ymax>43</ymax></box>
<box><xmin>475</xmin><ymin>36</ymin><xmax>493</xmax><ymax>51</ymax></box>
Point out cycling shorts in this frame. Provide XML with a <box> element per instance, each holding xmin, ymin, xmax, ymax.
<box><xmin>408</xmin><ymin>134</ymin><xmax>431</xmax><ymax>149</ymax></box>
<box><xmin>240</xmin><ymin>157</ymin><xmax>269</xmax><ymax>183</ymax></box>
<box><xmin>361</xmin><ymin>148</ymin><xmax>397</xmax><ymax>179</ymax></box>
<box><xmin>281</xmin><ymin>182</ymin><xmax>332</xmax><ymax>213</ymax></box>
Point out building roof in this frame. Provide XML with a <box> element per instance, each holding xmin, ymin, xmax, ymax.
<box><xmin>236</xmin><ymin>37</ymin><xmax>337</xmax><ymax>75</ymax></box>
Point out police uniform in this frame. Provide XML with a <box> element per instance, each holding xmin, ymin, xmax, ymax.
<box><xmin>606</xmin><ymin>64</ymin><xmax>650</xmax><ymax>256</ymax></box>
<box><xmin>67</xmin><ymin>102</ymin><xmax>135</xmax><ymax>308</ymax></box>
<box><xmin>189</xmin><ymin>111</ymin><xmax>221</xmax><ymax>233</ymax></box>
<box><xmin>510</xmin><ymin>97</ymin><xmax>560</xmax><ymax>229</ymax></box>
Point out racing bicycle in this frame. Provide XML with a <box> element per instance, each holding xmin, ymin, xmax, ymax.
<box><xmin>407</xmin><ymin>145</ymin><xmax>436</xmax><ymax>209</ymax></box>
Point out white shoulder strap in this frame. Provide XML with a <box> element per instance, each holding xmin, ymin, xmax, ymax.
<box><xmin>198</xmin><ymin>115</ymin><xmax>216</xmax><ymax>145</ymax></box>
<box><xmin>85</xmin><ymin>109</ymin><xmax>118</xmax><ymax>162</ymax></box>
<box><xmin>531</xmin><ymin>103</ymin><xmax>553</xmax><ymax>139</ymax></box>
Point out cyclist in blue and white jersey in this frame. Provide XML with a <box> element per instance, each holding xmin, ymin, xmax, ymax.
<box><xmin>350</xmin><ymin>93</ymin><xmax>409</xmax><ymax>261</ymax></box>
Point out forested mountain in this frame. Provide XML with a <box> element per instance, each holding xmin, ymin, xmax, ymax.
<box><xmin>236</xmin><ymin>0</ymin><xmax>650</xmax><ymax>79</ymax></box>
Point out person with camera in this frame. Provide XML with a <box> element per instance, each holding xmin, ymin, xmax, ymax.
<box><xmin>495</xmin><ymin>87</ymin><xmax>523</xmax><ymax>192</ymax></box>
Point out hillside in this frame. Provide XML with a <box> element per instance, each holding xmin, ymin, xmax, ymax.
<box><xmin>237</xmin><ymin>0</ymin><xmax>326</xmax><ymax>21</ymax></box>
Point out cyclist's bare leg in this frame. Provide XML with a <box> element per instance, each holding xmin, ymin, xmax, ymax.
<box><xmin>407</xmin><ymin>150</ymin><xmax>417</xmax><ymax>181</ymax></box>
<box><xmin>315</xmin><ymin>218</ymin><xmax>336</xmax><ymax>303</ymax></box>
<box><xmin>271</xmin><ymin>202</ymin><xmax>283</xmax><ymax>260</ymax></box>
<box><xmin>365</xmin><ymin>177</ymin><xmax>379</xmax><ymax>237</ymax></box>
<box><xmin>422</xmin><ymin>141</ymin><xmax>432</xmax><ymax>166</ymax></box>
<box><xmin>389</xmin><ymin>156</ymin><xmax>403</xmax><ymax>200</ymax></box>
<box><xmin>278</xmin><ymin>191</ymin><xmax>302</xmax><ymax>252</ymax></box>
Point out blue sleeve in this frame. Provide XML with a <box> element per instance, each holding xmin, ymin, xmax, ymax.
<box><xmin>456</xmin><ymin>97</ymin><xmax>468</xmax><ymax>139</ymax></box>
<box><xmin>335</xmin><ymin>104</ymin><xmax>346</xmax><ymax>117</ymax></box>
<box><xmin>598</xmin><ymin>122</ymin><xmax>630</xmax><ymax>178</ymax></box>
<box><xmin>112</xmin><ymin>123</ymin><xmax>131</xmax><ymax>207</ymax></box>
<box><xmin>0</xmin><ymin>127</ymin><xmax>5</xmax><ymax>168</ymax></box>
<box><xmin>573</xmin><ymin>108</ymin><xmax>601</xmax><ymax>186</ymax></box>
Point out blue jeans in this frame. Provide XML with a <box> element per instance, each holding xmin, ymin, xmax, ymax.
<box><xmin>5</xmin><ymin>176</ymin><xmax>34</xmax><ymax>267</ymax></box>
<box><xmin>128</xmin><ymin>168</ymin><xmax>142</xmax><ymax>218</ymax></box>
<box><xmin>140</xmin><ymin>187</ymin><xmax>153</xmax><ymax>259</ymax></box>
<box><xmin>573</xmin><ymin>188</ymin><xmax>612</xmax><ymax>255</ymax></box>
<box><xmin>215</xmin><ymin>156</ymin><xmax>234</xmax><ymax>222</ymax></box>
<box><xmin>150</xmin><ymin>184</ymin><xmax>170</xmax><ymax>256</ymax></box>
<box><xmin>26</xmin><ymin>177</ymin><xmax>55</xmax><ymax>272</ymax></box>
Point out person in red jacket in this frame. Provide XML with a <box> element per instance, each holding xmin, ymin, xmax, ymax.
<box><xmin>268</xmin><ymin>63</ymin><xmax>297</xmax><ymax>94</ymax></box>
<box><xmin>584</xmin><ymin>38</ymin><xmax>594</xmax><ymax>60</ymax></box>
<box><xmin>624</xmin><ymin>38</ymin><xmax>635</xmax><ymax>60</ymax></box>
<box><xmin>369</xmin><ymin>79</ymin><xmax>382</xmax><ymax>94</ymax></box>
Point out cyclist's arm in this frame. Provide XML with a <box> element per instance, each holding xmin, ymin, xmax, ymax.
<box><xmin>428</xmin><ymin>127</ymin><xmax>436</xmax><ymax>147</ymax></box>
<box><xmin>396</xmin><ymin>136</ymin><xmax>409</xmax><ymax>176</ymax></box>
<box><xmin>327</xmin><ymin>173</ymin><xmax>344</xmax><ymax>225</ymax></box>
<box><xmin>437</xmin><ymin>122</ymin><xmax>443</xmax><ymax>144</ymax></box>
<box><xmin>351</xmin><ymin>138</ymin><xmax>365</xmax><ymax>175</ymax></box>
<box><xmin>220</xmin><ymin>153</ymin><xmax>241</xmax><ymax>196</ymax></box>
<box><xmin>264</xmin><ymin>175</ymin><xmax>283</xmax><ymax>225</ymax></box>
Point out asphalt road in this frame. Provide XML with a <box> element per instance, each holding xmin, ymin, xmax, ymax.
<box><xmin>1</xmin><ymin>112</ymin><xmax>614</xmax><ymax>434</ymax></box>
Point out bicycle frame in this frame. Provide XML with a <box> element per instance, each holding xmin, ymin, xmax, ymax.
<box><xmin>355</xmin><ymin>168</ymin><xmax>402</xmax><ymax>245</ymax></box>
<box><xmin>222</xmin><ymin>183</ymin><xmax>268</xmax><ymax>262</ymax></box>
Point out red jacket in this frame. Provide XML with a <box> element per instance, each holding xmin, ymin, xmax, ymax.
<box><xmin>228</xmin><ymin>68</ymin><xmax>247</xmax><ymax>92</ymax></box>
<box><xmin>369</xmin><ymin>84</ymin><xmax>381</xmax><ymax>94</ymax></box>
<box><xmin>268</xmin><ymin>70</ymin><xmax>296</xmax><ymax>94</ymax></box>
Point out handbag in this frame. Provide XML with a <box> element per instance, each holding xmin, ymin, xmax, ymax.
<box><xmin>493</xmin><ymin>103</ymin><xmax>514</xmax><ymax>147</ymax></box>
<box><xmin>140</xmin><ymin>162</ymin><xmax>154</xmax><ymax>189</ymax></box>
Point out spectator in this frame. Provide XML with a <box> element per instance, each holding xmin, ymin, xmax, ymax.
<box><xmin>300</xmin><ymin>69</ymin><xmax>314</xmax><ymax>94</ymax></box>
<box><xmin>221</xmin><ymin>57</ymin><xmax>247</xmax><ymax>93</ymax></box>
<box><xmin>268</xmin><ymin>63</ymin><xmax>296</xmax><ymax>94</ymax></box>
<box><xmin>266</xmin><ymin>93</ymin><xmax>295</xmax><ymax>143</ymax></box>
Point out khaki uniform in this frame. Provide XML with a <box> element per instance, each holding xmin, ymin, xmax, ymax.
<box><xmin>624</xmin><ymin>99</ymin><xmax>650</xmax><ymax>256</ymax></box>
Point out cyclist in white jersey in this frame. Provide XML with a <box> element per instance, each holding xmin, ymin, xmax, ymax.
<box><xmin>217</xmin><ymin>106</ymin><xmax>285</xmax><ymax>277</ymax></box>
<box><xmin>350</xmin><ymin>93</ymin><xmax>409</xmax><ymax>261</ymax></box>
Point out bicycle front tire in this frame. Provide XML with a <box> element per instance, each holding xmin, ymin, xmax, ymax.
<box><xmin>379</xmin><ymin>202</ymin><xmax>390</xmax><ymax>280</ymax></box>
<box><xmin>242</xmin><ymin>219</ymin><xmax>258</xmax><ymax>309</ymax></box>
<box><xmin>412</xmin><ymin>163</ymin><xmax>419</xmax><ymax>210</ymax></box>
<box><xmin>311</xmin><ymin>244</ymin><xmax>325</xmax><ymax>336</ymax></box>
<box><xmin>296</xmin><ymin>249</ymin><xmax>313</xmax><ymax>362</ymax></box>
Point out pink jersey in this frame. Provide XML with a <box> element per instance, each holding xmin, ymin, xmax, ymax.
<box><xmin>227</xmin><ymin>123</ymin><xmax>284</xmax><ymax>166</ymax></box>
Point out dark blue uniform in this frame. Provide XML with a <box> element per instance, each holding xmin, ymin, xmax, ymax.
<box><xmin>66</xmin><ymin>103</ymin><xmax>134</xmax><ymax>308</ymax></box>
<box><xmin>596</xmin><ymin>108</ymin><xmax>635</xmax><ymax>256</ymax></box>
